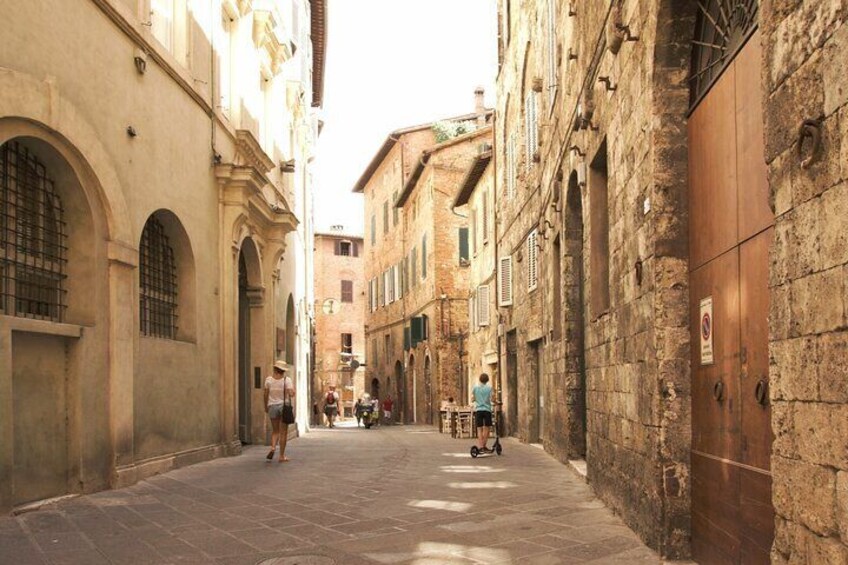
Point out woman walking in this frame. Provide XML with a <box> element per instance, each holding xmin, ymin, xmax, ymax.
<box><xmin>265</xmin><ymin>360</ymin><xmax>295</xmax><ymax>462</ymax></box>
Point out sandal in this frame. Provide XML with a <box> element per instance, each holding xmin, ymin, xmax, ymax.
<box><xmin>266</xmin><ymin>450</ymin><xmax>274</xmax><ymax>460</ymax></box>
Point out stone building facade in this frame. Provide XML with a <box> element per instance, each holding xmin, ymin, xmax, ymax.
<box><xmin>453</xmin><ymin>150</ymin><xmax>498</xmax><ymax>405</ymax></box>
<box><xmin>0</xmin><ymin>0</ymin><xmax>325</xmax><ymax>513</ymax></box>
<box><xmin>354</xmin><ymin>100</ymin><xmax>491</xmax><ymax>424</ymax></box>
<box><xmin>313</xmin><ymin>228</ymin><xmax>365</xmax><ymax>419</ymax></box>
<box><xmin>493</xmin><ymin>0</ymin><xmax>848</xmax><ymax>562</ymax></box>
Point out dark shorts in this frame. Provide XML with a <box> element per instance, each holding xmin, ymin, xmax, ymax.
<box><xmin>475</xmin><ymin>411</ymin><xmax>493</xmax><ymax>427</ymax></box>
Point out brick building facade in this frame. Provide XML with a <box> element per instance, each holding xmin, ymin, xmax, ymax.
<box><xmin>354</xmin><ymin>98</ymin><xmax>492</xmax><ymax>424</ymax></box>
<box><xmin>493</xmin><ymin>0</ymin><xmax>848</xmax><ymax>562</ymax></box>
<box><xmin>313</xmin><ymin>228</ymin><xmax>365</xmax><ymax>419</ymax></box>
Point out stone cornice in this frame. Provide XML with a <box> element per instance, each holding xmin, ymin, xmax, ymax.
<box><xmin>235</xmin><ymin>129</ymin><xmax>275</xmax><ymax>172</ymax></box>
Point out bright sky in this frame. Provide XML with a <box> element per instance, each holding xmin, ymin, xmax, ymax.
<box><xmin>313</xmin><ymin>0</ymin><xmax>499</xmax><ymax>235</ymax></box>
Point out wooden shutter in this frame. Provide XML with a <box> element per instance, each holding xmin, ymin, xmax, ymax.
<box><xmin>482</xmin><ymin>190</ymin><xmax>489</xmax><ymax>242</ymax></box>
<box><xmin>334</xmin><ymin>240</ymin><xmax>341</xmax><ymax>255</ymax></box>
<box><xmin>499</xmin><ymin>255</ymin><xmax>513</xmax><ymax>306</ymax></box>
<box><xmin>477</xmin><ymin>284</ymin><xmax>490</xmax><ymax>326</ymax></box>
<box><xmin>528</xmin><ymin>230</ymin><xmax>539</xmax><ymax>290</ymax></box>
<box><xmin>422</xmin><ymin>234</ymin><xmax>427</xmax><ymax>279</ymax></box>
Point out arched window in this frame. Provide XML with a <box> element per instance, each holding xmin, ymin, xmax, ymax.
<box><xmin>0</xmin><ymin>141</ymin><xmax>67</xmax><ymax>321</ymax></box>
<box><xmin>690</xmin><ymin>0</ymin><xmax>759</xmax><ymax>107</ymax></box>
<box><xmin>140</xmin><ymin>215</ymin><xmax>178</xmax><ymax>338</ymax></box>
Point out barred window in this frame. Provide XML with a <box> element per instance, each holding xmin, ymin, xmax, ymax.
<box><xmin>0</xmin><ymin>141</ymin><xmax>67</xmax><ymax>321</ymax></box>
<box><xmin>140</xmin><ymin>215</ymin><xmax>178</xmax><ymax>338</ymax></box>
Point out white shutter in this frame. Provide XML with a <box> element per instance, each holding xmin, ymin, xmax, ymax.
<box><xmin>525</xmin><ymin>93</ymin><xmax>538</xmax><ymax>172</ymax></box>
<box><xmin>395</xmin><ymin>264</ymin><xmax>402</xmax><ymax>299</ymax></box>
<box><xmin>477</xmin><ymin>285</ymin><xmax>490</xmax><ymax>326</ymax></box>
<box><xmin>528</xmin><ymin>230</ymin><xmax>539</xmax><ymax>291</ymax></box>
<box><xmin>499</xmin><ymin>256</ymin><xmax>513</xmax><ymax>306</ymax></box>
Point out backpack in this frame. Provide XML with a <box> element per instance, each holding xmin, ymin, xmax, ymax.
<box><xmin>326</xmin><ymin>392</ymin><xmax>336</xmax><ymax>405</ymax></box>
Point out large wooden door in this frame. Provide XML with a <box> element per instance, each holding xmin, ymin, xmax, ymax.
<box><xmin>689</xmin><ymin>29</ymin><xmax>774</xmax><ymax>564</ymax></box>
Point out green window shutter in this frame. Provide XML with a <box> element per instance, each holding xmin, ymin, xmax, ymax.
<box><xmin>411</xmin><ymin>316</ymin><xmax>424</xmax><ymax>346</ymax></box>
<box><xmin>459</xmin><ymin>228</ymin><xmax>469</xmax><ymax>263</ymax></box>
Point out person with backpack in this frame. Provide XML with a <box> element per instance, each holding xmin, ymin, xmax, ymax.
<box><xmin>323</xmin><ymin>384</ymin><xmax>340</xmax><ymax>428</ymax></box>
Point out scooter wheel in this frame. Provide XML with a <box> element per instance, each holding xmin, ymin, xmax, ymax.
<box><xmin>470</xmin><ymin>446</ymin><xmax>479</xmax><ymax>458</ymax></box>
<box><xmin>495</xmin><ymin>444</ymin><xmax>503</xmax><ymax>455</ymax></box>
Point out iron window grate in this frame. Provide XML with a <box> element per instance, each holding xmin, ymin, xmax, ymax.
<box><xmin>140</xmin><ymin>215</ymin><xmax>178</xmax><ymax>339</ymax></box>
<box><xmin>0</xmin><ymin>141</ymin><xmax>68</xmax><ymax>321</ymax></box>
<box><xmin>690</xmin><ymin>0</ymin><xmax>759</xmax><ymax>110</ymax></box>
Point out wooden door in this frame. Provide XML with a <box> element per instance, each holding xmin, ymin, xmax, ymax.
<box><xmin>689</xmin><ymin>29</ymin><xmax>774</xmax><ymax>564</ymax></box>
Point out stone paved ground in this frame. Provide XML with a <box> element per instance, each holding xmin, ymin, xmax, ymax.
<box><xmin>0</xmin><ymin>423</ymin><xmax>665</xmax><ymax>564</ymax></box>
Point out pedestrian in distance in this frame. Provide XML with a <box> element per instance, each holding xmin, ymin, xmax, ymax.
<box><xmin>324</xmin><ymin>384</ymin><xmax>340</xmax><ymax>428</ymax></box>
<box><xmin>472</xmin><ymin>373</ymin><xmax>493</xmax><ymax>453</ymax></box>
<box><xmin>264</xmin><ymin>360</ymin><xmax>295</xmax><ymax>462</ymax></box>
<box><xmin>354</xmin><ymin>397</ymin><xmax>363</xmax><ymax>427</ymax></box>
<box><xmin>382</xmin><ymin>395</ymin><xmax>394</xmax><ymax>425</ymax></box>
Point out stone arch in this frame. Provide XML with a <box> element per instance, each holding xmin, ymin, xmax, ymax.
<box><xmin>394</xmin><ymin>360</ymin><xmax>404</xmax><ymax>423</ymax></box>
<box><xmin>423</xmin><ymin>355</ymin><xmax>433</xmax><ymax>425</ymax></box>
<box><xmin>0</xmin><ymin>129</ymin><xmax>120</xmax><ymax>508</ymax></box>
<box><xmin>0</xmin><ymin>71</ymin><xmax>133</xmax><ymax>246</ymax></box>
<box><xmin>138</xmin><ymin>209</ymin><xmax>197</xmax><ymax>341</ymax></box>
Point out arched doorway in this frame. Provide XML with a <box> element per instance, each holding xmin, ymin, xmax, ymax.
<box><xmin>394</xmin><ymin>361</ymin><xmax>403</xmax><ymax>423</ymax></box>
<box><xmin>423</xmin><ymin>356</ymin><xmax>432</xmax><ymax>425</ymax></box>
<box><xmin>686</xmin><ymin>2</ymin><xmax>774</xmax><ymax>562</ymax></box>
<box><xmin>370</xmin><ymin>377</ymin><xmax>380</xmax><ymax>399</ymax></box>
<box><xmin>564</xmin><ymin>172</ymin><xmax>587</xmax><ymax>459</ymax></box>
<box><xmin>237</xmin><ymin>238</ymin><xmax>262</xmax><ymax>444</ymax></box>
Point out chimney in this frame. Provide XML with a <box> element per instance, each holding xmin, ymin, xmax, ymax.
<box><xmin>474</xmin><ymin>86</ymin><xmax>486</xmax><ymax>125</ymax></box>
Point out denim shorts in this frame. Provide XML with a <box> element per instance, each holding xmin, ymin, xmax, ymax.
<box><xmin>268</xmin><ymin>404</ymin><xmax>285</xmax><ymax>419</ymax></box>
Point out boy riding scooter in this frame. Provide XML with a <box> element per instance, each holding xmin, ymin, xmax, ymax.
<box><xmin>470</xmin><ymin>373</ymin><xmax>501</xmax><ymax>457</ymax></box>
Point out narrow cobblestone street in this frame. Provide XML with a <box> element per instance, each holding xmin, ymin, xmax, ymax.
<box><xmin>0</xmin><ymin>424</ymin><xmax>661</xmax><ymax>564</ymax></box>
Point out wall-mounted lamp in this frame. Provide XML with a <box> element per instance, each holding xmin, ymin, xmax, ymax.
<box><xmin>133</xmin><ymin>49</ymin><xmax>147</xmax><ymax>74</ymax></box>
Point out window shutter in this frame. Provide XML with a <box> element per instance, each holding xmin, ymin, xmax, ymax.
<box><xmin>477</xmin><ymin>285</ymin><xmax>490</xmax><ymax>326</ymax></box>
<box><xmin>528</xmin><ymin>230</ymin><xmax>539</xmax><ymax>290</ymax></box>
<box><xmin>482</xmin><ymin>190</ymin><xmax>489</xmax><ymax>242</ymax></box>
<box><xmin>395</xmin><ymin>264</ymin><xmax>402</xmax><ymax>299</ymax></box>
<box><xmin>411</xmin><ymin>316</ymin><xmax>424</xmax><ymax>346</ymax></box>
<box><xmin>334</xmin><ymin>240</ymin><xmax>341</xmax><ymax>255</ymax></box>
<box><xmin>471</xmin><ymin>209</ymin><xmax>478</xmax><ymax>254</ymax></box>
<box><xmin>371</xmin><ymin>215</ymin><xmax>376</xmax><ymax>244</ymax></box>
<box><xmin>508</xmin><ymin>133</ymin><xmax>517</xmax><ymax>198</ymax></box>
<box><xmin>422</xmin><ymin>234</ymin><xmax>427</xmax><ymax>279</ymax></box>
<box><xmin>547</xmin><ymin>0</ymin><xmax>557</xmax><ymax>107</ymax></box>
<box><xmin>411</xmin><ymin>247</ymin><xmax>417</xmax><ymax>285</ymax></box>
<box><xmin>499</xmin><ymin>255</ymin><xmax>513</xmax><ymax>306</ymax></box>
<box><xmin>459</xmin><ymin>227</ymin><xmax>470</xmax><ymax>263</ymax></box>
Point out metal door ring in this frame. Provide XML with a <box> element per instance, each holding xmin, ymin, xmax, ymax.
<box><xmin>755</xmin><ymin>379</ymin><xmax>768</xmax><ymax>406</ymax></box>
<box><xmin>713</xmin><ymin>381</ymin><xmax>724</xmax><ymax>402</ymax></box>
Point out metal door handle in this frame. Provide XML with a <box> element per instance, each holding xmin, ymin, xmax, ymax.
<box><xmin>755</xmin><ymin>379</ymin><xmax>768</xmax><ymax>406</ymax></box>
<box><xmin>713</xmin><ymin>381</ymin><xmax>724</xmax><ymax>402</ymax></box>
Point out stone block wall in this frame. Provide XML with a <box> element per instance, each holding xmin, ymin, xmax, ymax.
<box><xmin>761</xmin><ymin>1</ymin><xmax>848</xmax><ymax>561</ymax></box>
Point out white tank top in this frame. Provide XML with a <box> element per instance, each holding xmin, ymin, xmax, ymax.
<box><xmin>265</xmin><ymin>375</ymin><xmax>292</xmax><ymax>405</ymax></box>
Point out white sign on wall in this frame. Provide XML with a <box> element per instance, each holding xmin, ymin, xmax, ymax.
<box><xmin>700</xmin><ymin>296</ymin><xmax>714</xmax><ymax>365</ymax></box>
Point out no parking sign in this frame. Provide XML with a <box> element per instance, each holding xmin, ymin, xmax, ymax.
<box><xmin>700</xmin><ymin>296</ymin><xmax>714</xmax><ymax>365</ymax></box>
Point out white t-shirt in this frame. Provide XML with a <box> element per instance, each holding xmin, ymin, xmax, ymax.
<box><xmin>265</xmin><ymin>375</ymin><xmax>293</xmax><ymax>406</ymax></box>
